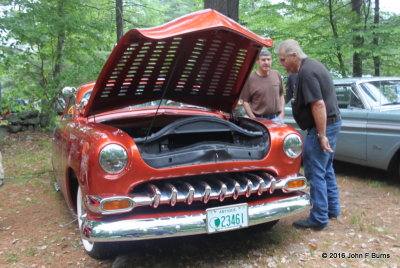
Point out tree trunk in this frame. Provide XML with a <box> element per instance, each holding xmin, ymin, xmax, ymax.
<box><xmin>352</xmin><ymin>0</ymin><xmax>363</xmax><ymax>77</ymax></box>
<box><xmin>373</xmin><ymin>0</ymin><xmax>380</xmax><ymax>76</ymax></box>
<box><xmin>116</xmin><ymin>0</ymin><xmax>123</xmax><ymax>42</ymax></box>
<box><xmin>54</xmin><ymin>0</ymin><xmax>66</xmax><ymax>88</ymax></box>
<box><xmin>204</xmin><ymin>0</ymin><xmax>239</xmax><ymax>21</ymax></box>
<box><xmin>328</xmin><ymin>0</ymin><xmax>347</xmax><ymax>77</ymax></box>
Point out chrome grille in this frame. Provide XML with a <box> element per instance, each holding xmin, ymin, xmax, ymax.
<box><xmin>131</xmin><ymin>171</ymin><xmax>278</xmax><ymax>208</ymax></box>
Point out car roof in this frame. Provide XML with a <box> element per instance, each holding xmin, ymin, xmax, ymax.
<box><xmin>334</xmin><ymin>77</ymin><xmax>400</xmax><ymax>85</ymax></box>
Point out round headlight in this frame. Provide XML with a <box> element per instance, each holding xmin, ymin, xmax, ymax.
<box><xmin>283</xmin><ymin>134</ymin><xmax>303</xmax><ymax>158</ymax></box>
<box><xmin>99</xmin><ymin>144</ymin><xmax>128</xmax><ymax>174</ymax></box>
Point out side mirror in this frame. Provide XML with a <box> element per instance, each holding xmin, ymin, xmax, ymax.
<box><xmin>62</xmin><ymin>87</ymin><xmax>76</xmax><ymax>97</ymax></box>
<box><xmin>77</xmin><ymin>99</ymin><xmax>88</xmax><ymax>115</ymax></box>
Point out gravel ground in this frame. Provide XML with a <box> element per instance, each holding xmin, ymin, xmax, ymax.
<box><xmin>0</xmin><ymin>133</ymin><xmax>399</xmax><ymax>268</ymax></box>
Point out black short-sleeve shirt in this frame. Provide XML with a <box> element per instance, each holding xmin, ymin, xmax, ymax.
<box><xmin>285</xmin><ymin>73</ymin><xmax>298</xmax><ymax>103</ymax></box>
<box><xmin>292</xmin><ymin>58</ymin><xmax>340</xmax><ymax>130</ymax></box>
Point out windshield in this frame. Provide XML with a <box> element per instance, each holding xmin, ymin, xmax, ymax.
<box><xmin>131</xmin><ymin>100</ymin><xmax>210</xmax><ymax>110</ymax></box>
<box><xmin>359</xmin><ymin>80</ymin><xmax>400</xmax><ymax>108</ymax></box>
<box><xmin>79</xmin><ymin>90</ymin><xmax>210</xmax><ymax>111</ymax></box>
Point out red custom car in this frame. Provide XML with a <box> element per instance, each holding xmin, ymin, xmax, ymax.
<box><xmin>52</xmin><ymin>9</ymin><xmax>311</xmax><ymax>259</ymax></box>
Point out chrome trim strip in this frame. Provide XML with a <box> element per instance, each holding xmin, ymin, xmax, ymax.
<box><xmin>86</xmin><ymin>174</ymin><xmax>308</xmax><ymax>214</ymax></box>
<box><xmin>81</xmin><ymin>193</ymin><xmax>311</xmax><ymax>242</ymax></box>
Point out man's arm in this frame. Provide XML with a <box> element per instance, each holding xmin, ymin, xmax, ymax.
<box><xmin>278</xmin><ymin>72</ymin><xmax>285</xmax><ymax>120</ymax></box>
<box><xmin>279</xmin><ymin>94</ymin><xmax>285</xmax><ymax>120</ymax></box>
<box><xmin>310</xmin><ymin>99</ymin><xmax>333</xmax><ymax>153</ymax></box>
<box><xmin>242</xmin><ymin>101</ymin><xmax>256</xmax><ymax>119</ymax></box>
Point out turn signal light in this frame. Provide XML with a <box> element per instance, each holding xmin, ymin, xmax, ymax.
<box><xmin>286</xmin><ymin>179</ymin><xmax>306</xmax><ymax>190</ymax></box>
<box><xmin>102</xmin><ymin>199</ymin><xmax>132</xmax><ymax>211</ymax></box>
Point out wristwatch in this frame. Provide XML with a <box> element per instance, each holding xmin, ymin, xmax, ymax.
<box><xmin>317</xmin><ymin>133</ymin><xmax>326</xmax><ymax>139</ymax></box>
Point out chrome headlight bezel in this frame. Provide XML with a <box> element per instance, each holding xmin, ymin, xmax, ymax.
<box><xmin>99</xmin><ymin>144</ymin><xmax>128</xmax><ymax>174</ymax></box>
<box><xmin>283</xmin><ymin>133</ymin><xmax>303</xmax><ymax>158</ymax></box>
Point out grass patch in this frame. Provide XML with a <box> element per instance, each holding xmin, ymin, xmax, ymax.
<box><xmin>5</xmin><ymin>251</ymin><xmax>19</xmax><ymax>264</ymax></box>
<box><xmin>368</xmin><ymin>180</ymin><xmax>386</xmax><ymax>188</ymax></box>
<box><xmin>1</xmin><ymin>132</ymin><xmax>52</xmax><ymax>181</ymax></box>
<box><xmin>23</xmin><ymin>247</ymin><xmax>38</xmax><ymax>257</ymax></box>
<box><xmin>70</xmin><ymin>240</ymin><xmax>81</xmax><ymax>248</ymax></box>
<box><xmin>21</xmin><ymin>197</ymin><xmax>40</xmax><ymax>206</ymax></box>
<box><xmin>350</xmin><ymin>210</ymin><xmax>367</xmax><ymax>231</ymax></box>
<box><xmin>350</xmin><ymin>215</ymin><xmax>360</xmax><ymax>225</ymax></box>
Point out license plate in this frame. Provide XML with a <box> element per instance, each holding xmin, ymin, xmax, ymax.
<box><xmin>206</xmin><ymin>203</ymin><xmax>248</xmax><ymax>233</ymax></box>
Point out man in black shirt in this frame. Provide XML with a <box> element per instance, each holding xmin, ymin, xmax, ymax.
<box><xmin>275</xmin><ymin>39</ymin><xmax>342</xmax><ymax>230</ymax></box>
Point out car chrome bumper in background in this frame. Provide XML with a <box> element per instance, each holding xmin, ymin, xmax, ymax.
<box><xmin>81</xmin><ymin>193</ymin><xmax>311</xmax><ymax>242</ymax></box>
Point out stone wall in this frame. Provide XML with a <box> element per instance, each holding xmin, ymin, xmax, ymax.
<box><xmin>5</xmin><ymin>111</ymin><xmax>49</xmax><ymax>133</ymax></box>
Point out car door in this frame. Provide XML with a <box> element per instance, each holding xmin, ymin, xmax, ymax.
<box><xmin>52</xmin><ymin>94</ymin><xmax>76</xmax><ymax>191</ymax></box>
<box><xmin>365</xmin><ymin>111</ymin><xmax>400</xmax><ymax>170</ymax></box>
<box><xmin>334</xmin><ymin>84</ymin><xmax>368</xmax><ymax>163</ymax></box>
<box><xmin>284</xmin><ymin>83</ymin><xmax>368</xmax><ymax>163</ymax></box>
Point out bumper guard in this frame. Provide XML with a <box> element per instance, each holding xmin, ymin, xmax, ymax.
<box><xmin>81</xmin><ymin>193</ymin><xmax>311</xmax><ymax>242</ymax></box>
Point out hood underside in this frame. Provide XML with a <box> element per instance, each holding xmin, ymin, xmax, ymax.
<box><xmin>84</xmin><ymin>9</ymin><xmax>273</xmax><ymax>117</ymax></box>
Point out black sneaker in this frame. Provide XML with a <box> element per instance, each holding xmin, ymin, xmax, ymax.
<box><xmin>292</xmin><ymin>219</ymin><xmax>326</xmax><ymax>231</ymax></box>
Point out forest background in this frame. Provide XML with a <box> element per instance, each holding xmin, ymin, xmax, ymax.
<box><xmin>0</xmin><ymin>0</ymin><xmax>399</xmax><ymax>126</ymax></box>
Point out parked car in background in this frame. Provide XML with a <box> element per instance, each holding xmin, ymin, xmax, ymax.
<box><xmin>55</xmin><ymin>97</ymin><xmax>66</xmax><ymax>115</ymax></box>
<box><xmin>285</xmin><ymin>77</ymin><xmax>400</xmax><ymax>178</ymax></box>
<box><xmin>52</xmin><ymin>9</ymin><xmax>311</xmax><ymax>259</ymax></box>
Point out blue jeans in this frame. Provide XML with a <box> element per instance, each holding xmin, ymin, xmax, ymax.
<box><xmin>303</xmin><ymin>120</ymin><xmax>342</xmax><ymax>226</ymax></box>
<box><xmin>271</xmin><ymin>116</ymin><xmax>284</xmax><ymax>123</ymax></box>
<box><xmin>256</xmin><ymin>115</ymin><xmax>284</xmax><ymax>123</ymax></box>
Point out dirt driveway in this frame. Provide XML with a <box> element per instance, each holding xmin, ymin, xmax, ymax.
<box><xmin>0</xmin><ymin>133</ymin><xmax>399</xmax><ymax>267</ymax></box>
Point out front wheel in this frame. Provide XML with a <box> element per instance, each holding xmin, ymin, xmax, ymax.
<box><xmin>77</xmin><ymin>187</ymin><xmax>120</xmax><ymax>259</ymax></box>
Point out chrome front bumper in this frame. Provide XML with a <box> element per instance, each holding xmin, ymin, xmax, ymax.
<box><xmin>81</xmin><ymin>193</ymin><xmax>311</xmax><ymax>242</ymax></box>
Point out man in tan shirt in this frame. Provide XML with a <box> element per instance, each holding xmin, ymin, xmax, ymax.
<box><xmin>240</xmin><ymin>49</ymin><xmax>284</xmax><ymax>122</ymax></box>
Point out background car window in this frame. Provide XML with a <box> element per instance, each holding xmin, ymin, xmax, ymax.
<box><xmin>368</xmin><ymin>80</ymin><xmax>400</xmax><ymax>103</ymax></box>
<box><xmin>335</xmin><ymin>85</ymin><xmax>350</xmax><ymax>108</ymax></box>
<box><xmin>335</xmin><ymin>85</ymin><xmax>363</xmax><ymax>109</ymax></box>
<box><xmin>349</xmin><ymin>85</ymin><xmax>363</xmax><ymax>108</ymax></box>
<box><xmin>360</xmin><ymin>82</ymin><xmax>391</xmax><ymax>107</ymax></box>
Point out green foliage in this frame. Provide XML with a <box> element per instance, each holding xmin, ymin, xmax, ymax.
<box><xmin>0</xmin><ymin>0</ymin><xmax>201</xmax><ymax>127</ymax></box>
<box><xmin>0</xmin><ymin>0</ymin><xmax>399</xmax><ymax>121</ymax></box>
<box><xmin>240</xmin><ymin>0</ymin><xmax>400</xmax><ymax>78</ymax></box>
<box><xmin>123</xmin><ymin>0</ymin><xmax>201</xmax><ymax>28</ymax></box>
<box><xmin>0</xmin><ymin>0</ymin><xmax>115</xmax><ymax>125</ymax></box>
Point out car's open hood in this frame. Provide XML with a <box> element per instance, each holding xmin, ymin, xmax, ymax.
<box><xmin>84</xmin><ymin>9</ymin><xmax>273</xmax><ymax>117</ymax></box>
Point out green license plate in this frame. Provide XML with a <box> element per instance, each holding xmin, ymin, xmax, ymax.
<box><xmin>206</xmin><ymin>203</ymin><xmax>248</xmax><ymax>233</ymax></box>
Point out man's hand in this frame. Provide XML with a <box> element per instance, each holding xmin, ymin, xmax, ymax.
<box><xmin>319</xmin><ymin>136</ymin><xmax>333</xmax><ymax>153</ymax></box>
<box><xmin>242</xmin><ymin>101</ymin><xmax>256</xmax><ymax>119</ymax></box>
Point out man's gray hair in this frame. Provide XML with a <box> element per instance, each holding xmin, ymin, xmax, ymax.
<box><xmin>259</xmin><ymin>49</ymin><xmax>272</xmax><ymax>57</ymax></box>
<box><xmin>274</xmin><ymin>39</ymin><xmax>307</xmax><ymax>59</ymax></box>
